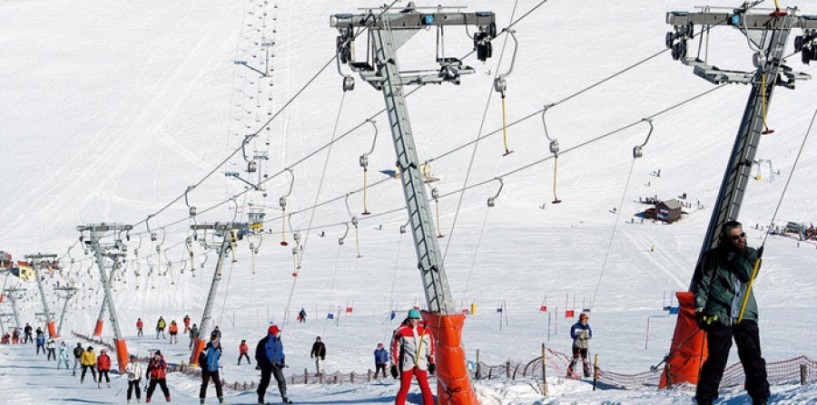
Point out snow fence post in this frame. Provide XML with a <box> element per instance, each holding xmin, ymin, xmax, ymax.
<box><xmin>541</xmin><ymin>343</ymin><xmax>548</xmax><ymax>397</ymax></box>
<box><xmin>592</xmin><ymin>354</ymin><xmax>599</xmax><ymax>391</ymax></box>
<box><xmin>475</xmin><ymin>350</ymin><xmax>481</xmax><ymax>380</ymax></box>
<box><xmin>304</xmin><ymin>368</ymin><xmax>309</xmax><ymax>384</ymax></box>
<box><xmin>801</xmin><ymin>363</ymin><xmax>808</xmax><ymax>385</ymax></box>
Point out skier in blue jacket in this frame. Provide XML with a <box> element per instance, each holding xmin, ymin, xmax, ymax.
<box><xmin>255</xmin><ymin>325</ymin><xmax>291</xmax><ymax>404</ymax></box>
<box><xmin>568</xmin><ymin>313</ymin><xmax>593</xmax><ymax>377</ymax></box>
<box><xmin>198</xmin><ymin>330</ymin><xmax>224</xmax><ymax>404</ymax></box>
<box><xmin>373</xmin><ymin>342</ymin><xmax>389</xmax><ymax>379</ymax></box>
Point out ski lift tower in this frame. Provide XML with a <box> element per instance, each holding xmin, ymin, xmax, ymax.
<box><xmin>188</xmin><ymin>222</ymin><xmax>246</xmax><ymax>366</ymax></box>
<box><xmin>662</xmin><ymin>2</ymin><xmax>817</xmax><ymax>387</ymax></box>
<box><xmin>54</xmin><ymin>285</ymin><xmax>79</xmax><ymax>338</ymax></box>
<box><xmin>24</xmin><ymin>253</ymin><xmax>59</xmax><ymax>337</ymax></box>
<box><xmin>78</xmin><ymin>223</ymin><xmax>132</xmax><ymax>373</ymax></box>
<box><xmin>93</xmin><ymin>253</ymin><xmax>125</xmax><ymax>337</ymax></box>
<box><xmin>2</xmin><ymin>287</ymin><xmax>25</xmax><ymax>330</ymax></box>
<box><xmin>331</xmin><ymin>5</ymin><xmax>496</xmax><ymax>404</ymax></box>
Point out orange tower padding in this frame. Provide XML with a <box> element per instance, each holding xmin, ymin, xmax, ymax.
<box><xmin>189</xmin><ymin>338</ymin><xmax>206</xmax><ymax>366</ymax></box>
<box><xmin>93</xmin><ymin>320</ymin><xmax>104</xmax><ymax>337</ymax></box>
<box><xmin>660</xmin><ymin>291</ymin><xmax>708</xmax><ymax>388</ymax></box>
<box><xmin>47</xmin><ymin>321</ymin><xmax>58</xmax><ymax>338</ymax></box>
<box><xmin>113</xmin><ymin>339</ymin><xmax>129</xmax><ymax>373</ymax></box>
<box><xmin>423</xmin><ymin>312</ymin><xmax>479</xmax><ymax>405</ymax></box>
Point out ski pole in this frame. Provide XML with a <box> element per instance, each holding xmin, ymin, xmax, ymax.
<box><xmin>650</xmin><ymin>327</ymin><xmax>702</xmax><ymax>372</ymax></box>
<box><xmin>737</xmin><ymin>248</ymin><xmax>763</xmax><ymax>323</ymax></box>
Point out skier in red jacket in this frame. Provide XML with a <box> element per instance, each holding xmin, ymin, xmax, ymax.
<box><xmin>391</xmin><ymin>309</ymin><xmax>435</xmax><ymax>405</ymax></box>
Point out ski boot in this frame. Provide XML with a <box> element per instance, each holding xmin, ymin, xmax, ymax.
<box><xmin>98</xmin><ymin>382</ymin><xmax>101</xmax><ymax>389</ymax></box>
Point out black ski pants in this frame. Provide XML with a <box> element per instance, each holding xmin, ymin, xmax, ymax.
<box><xmin>375</xmin><ymin>364</ymin><xmax>387</xmax><ymax>379</ymax></box>
<box><xmin>127</xmin><ymin>380</ymin><xmax>141</xmax><ymax>401</ymax></box>
<box><xmin>147</xmin><ymin>378</ymin><xmax>170</xmax><ymax>400</ymax></box>
<box><xmin>98</xmin><ymin>370</ymin><xmax>110</xmax><ymax>383</ymax></box>
<box><xmin>257</xmin><ymin>366</ymin><xmax>287</xmax><ymax>402</ymax></box>
<box><xmin>47</xmin><ymin>348</ymin><xmax>56</xmax><ymax>360</ymax></box>
<box><xmin>81</xmin><ymin>365</ymin><xmax>97</xmax><ymax>383</ymax></box>
<box><xmin>238</xmin><ymin>353</ymin><xmax>251</xmax><ymax>365</ymax></box>
<box><xmin>36</xmin><ymin>344</ymin><xmax>44</xmax><ymax>355</ymax></box>
<box><xmin>695</xmin><ymin>320</ymin><xmax>770</xmax><ymax>404</ymax></box>
<box><xmin>199</xmin><ymin>368</ymin><xmax>223</xmax><ymax>400</ymax></box>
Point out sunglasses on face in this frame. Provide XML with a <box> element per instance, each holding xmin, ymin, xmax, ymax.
<box><xmin>729</xmin><ymin>232</ymin><xmax>746</xmax><ymax>241</ymax></box>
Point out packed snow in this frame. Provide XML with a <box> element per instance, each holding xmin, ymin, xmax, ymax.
<box><xmin>2</xmin><ymin>0</ymin><xmax>817</xmax><ymax>404</ymax></box>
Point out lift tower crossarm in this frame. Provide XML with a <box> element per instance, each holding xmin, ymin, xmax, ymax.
<box><xmin>331</xmin><ymin>11</ymin><xmax>494</xmax><ymax>30</ymax></box>
<box><xmin>78</xmin><ymin>223</ymin><xmax>132</xmax><ymax>373</ymax></box>
<box><xmin>666</xmin><ymin>11</ymin><xmax>817</xmax><ymax>29</ymax></box>
<box><xmin>24</xmin><ymin>253</ymin><xmax>58</xmax><ymax>338</ymax></box>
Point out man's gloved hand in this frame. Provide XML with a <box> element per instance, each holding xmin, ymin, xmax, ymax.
<box><xmin>427</xmin><ymin>363</ymin><xmax>436</xmax><ymax>375</ymax></box>
<box><xmin>390</xmin><ymin>365</ymin><xmax>399</xmax><ymax>379</ymax></box>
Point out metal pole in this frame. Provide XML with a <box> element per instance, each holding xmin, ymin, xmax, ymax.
<box><xmin>689</xmin><ymin>17</ymin><xmax>795</xmax><ymax>288</ymax></box>
<box><xmin>5</xmin><ymin>290</ymin><xmax>22</xmax><ymax>330</ymax></box>
<box><xmin>26</xmin><ymin>254</ymin><xmax>57</xmax><ymax>337</ymax></box>
<box><xmin>190</xmin><ymin>231</ymin><xmax>231</xmax><ymax>365</ymax></box>
<box><xmin>56</xmin><ymin>289</ymin><xmax>77</xmax><ymax>338</ymax></box>
<box><xmin>371</xmin><ymin>26</ymin><xmax>455</xmax><ymax>314</ymax></box>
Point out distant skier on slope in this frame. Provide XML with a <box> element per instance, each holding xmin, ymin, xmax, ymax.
<box><xmin>373</xmin><ymin>342</ymin><xmax>389</xmax><ymax>379</ymax></box>
<box><xmin>72</xmin><ymin>342</ymin><xmax>84</xmax><ymax>376</ymax></box>
<box><xmin>238</xmin><ymin>339</ymin><xmax>251</xmax><ymax>365</ymax></box>
<box><xmin>156</xmin><ymin>317</ymin><xmax>166</xmax><ymax>340</ymax></box>
<box><xmin>97</xmin><ymin>348</ymin><xmax>112</xmax><ymax>388</ymax></box>
<box><xmin>136</xmin><ymin>318</ymin><xmax>144</xmax><ymax>337</ymax></box>
<box><xmin>567</xmin><ymin>312</ymin><xmax>592</xmax><ymax>378</ymax></box>
<box><xmin>169</xmin><ymin>320</ymin><xmax>179</xmax><ymax>344</ymax></box>
<box><xmin>46</xmin><ymin>336</ymin><xmax>57</xmax><ymax>360</ymax></box>
<box><xmin>80</xmin><ymin>346</ymin><xmax>97</xmax><ymax>384</ymax></box>
<box><xmin>35</xmin><ymin>331</ymin><xmax>46</xmax><ymax>355</ymax></box>
<box><xmin>189</xmin><ymin>323</ymin><xmax>200</xmax><ymax>348</ymax></box>
<box><xmin>57</xmin><ymin>341</ymin><xmax>70</xmax><ymax>370</ymax></box>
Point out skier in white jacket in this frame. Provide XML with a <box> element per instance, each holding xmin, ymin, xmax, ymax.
<box><xmin>125</xmin><ymin>355</ymin><xmax>143</xmax><ymax>404</ymax></box>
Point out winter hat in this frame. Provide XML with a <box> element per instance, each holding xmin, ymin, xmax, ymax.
<box><xmin>408</xmin><ymin>309</ymin><xmax>421</xmax><ymax>319</ymax></box>
<box><xmin>101</xmin><ymin>348</ymin><xmax>107</xmax><ymax>353</ymax></box>
<box><xmin>377</xmin><ymin>343</ymin><xmax>384</xmax><ymax>348</ymax></box>
<box><xmin>88</xmin><ymin>346</ymin><xmax>94</xmax><ymax>350</ymax></box>
<box><xmin>210</xmin><ymin>331</ymin><xmax>219</xmax><ymax>338</ymax></box>
<box><xmin>579</xmin><ymin>313</ymin><xmax>589</xmax><ymax>320</ymax></box>
<box><xmin>154</xmin><ymin>350</ymin><xmax>161</xmax><ymax>356</ymax></box>
<box><xmin>268</xmin><ymin>325</ymin><xmax>280</xmax><ymax>335</ymax></box>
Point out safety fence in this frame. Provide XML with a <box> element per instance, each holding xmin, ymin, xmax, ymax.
<box><xmin>71</xmin><ymin>333</ymin><xmax>816</xmax><ymax>392</ymax></box>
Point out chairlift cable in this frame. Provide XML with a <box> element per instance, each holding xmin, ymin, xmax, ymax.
<box><xmin>441</xmin><ymin>0</ymin><xmax>520</xmax><ymax>264</ymax></box>
<box><xmin>283</xmin><ymin>90</ymin><xmax>347</xmax><ymax>324</ymax></box>
<box><xmin>738</xmin><ymin>108</ymin><xmax>817</xmax><ymax>322</ymax></box>
<box><xmin>271</xmin><ymin>84</ymin><xmax>729</xmax><ymax>237</ymax></box>
<box><xmin>589</xmin><ymin>119</ymin><xmax>653</xmax><ymax>311</ymax></box>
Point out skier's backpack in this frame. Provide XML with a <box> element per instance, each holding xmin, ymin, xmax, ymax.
<box><xmin>74</xmin><ymin>346</ymin><xmax>83</xmax><ymax>358</ymax></box>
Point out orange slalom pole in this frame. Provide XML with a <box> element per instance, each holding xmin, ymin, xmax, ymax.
<box><xmin>189</xmin><ymin>338</ymin><xmax>206</xmax><ymax>366</ymax></box>
<box><xmin>424</xmin><ymin>312</ymin><xmax>479</xmax><ymax>405</ymax></box>
<box><xmin>93</xmin><ymin>319</ymin><xmax>104</xmax><ymax>337</ymax></box>
<box><xmin>114</xmin><ymin>339</ymin><xmax>129</xmax><ymax>373</ymax></box>
<box><xmin>47</xmin><ymin>320</ymin><xmax>59</xmax><ymax>338</ymax></box>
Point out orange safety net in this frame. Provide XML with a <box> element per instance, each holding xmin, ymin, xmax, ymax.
<box><xmin>93</xmin><ymin>319</ymin><xmax>104</xmax><ymax>337</ymax></box>
<box><xmin>114</xmin><ymin>339</ymin><xmax>129</xmax><ymax>373</ymax></box>
<box><xmin>189</xmin><ymin>338</ymin><xmax>206</xmax><ymax>365</ymax></box>
<box><xmin>660</xmin><ymin>291</ymin><xmax>707</xmax><ymax>388</ymax></box>
<box><xmin>47</xmin><ymin>321</ymin><xmax>58</xmax><ymax>338</ymax></box>
<box><xmin>423</xmin><ymin>312</ymin><xmax>479</xmax><ymax>405</ymax></box>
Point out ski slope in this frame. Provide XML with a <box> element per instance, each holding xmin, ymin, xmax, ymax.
<box><xmin>2</xmin><ymin>0</ymin><xmax>817</xmax><ymax>403</ymax></box>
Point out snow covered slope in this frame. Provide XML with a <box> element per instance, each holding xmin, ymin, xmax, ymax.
<box><xmin>2</xmin><ymin>0</ymin><xmax>817</xmax><ymax>403</ymax></box>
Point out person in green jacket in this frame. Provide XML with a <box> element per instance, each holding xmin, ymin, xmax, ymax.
<box><xmin>692</xmin><ymin>220</ymin><xmax>769</xmax><ymax>405</ymax></box>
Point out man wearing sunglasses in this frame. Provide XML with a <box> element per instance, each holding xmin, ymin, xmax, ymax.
<box><xmin>692</xmin><ymin>220</ymin><xmax>769</xmax><ymax>405</ymax></box>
